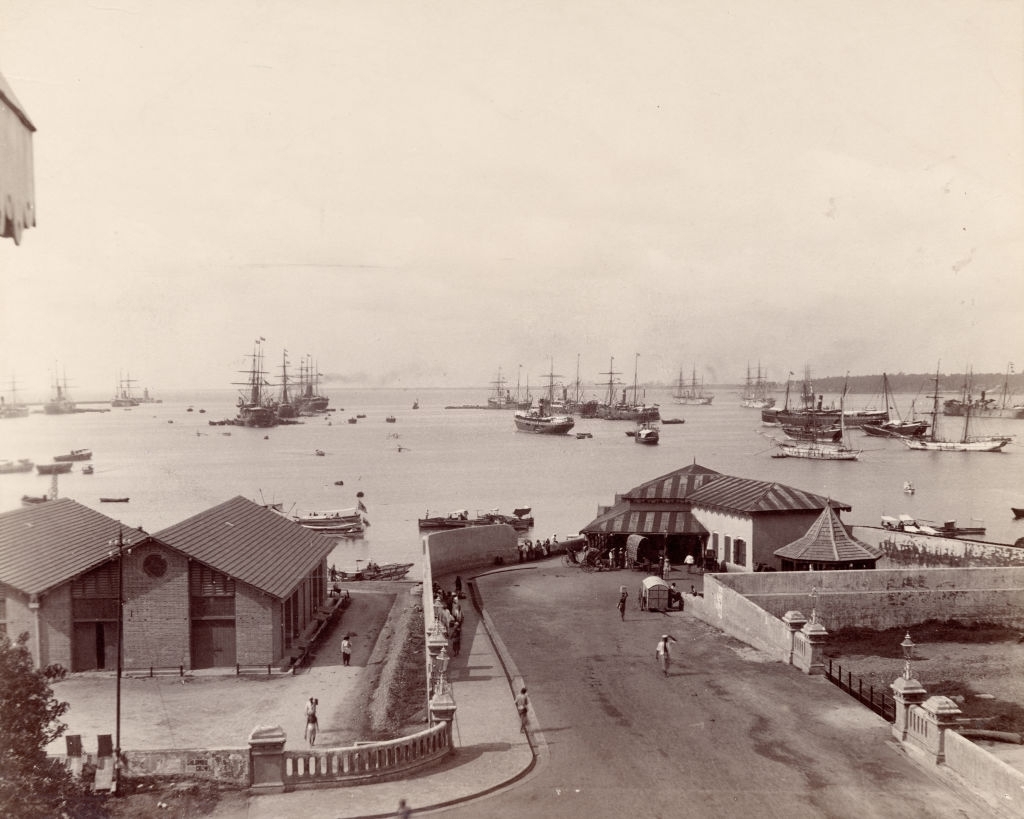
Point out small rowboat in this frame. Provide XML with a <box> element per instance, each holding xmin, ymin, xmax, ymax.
<box><xmin>100</xmin><ymin>497</ymin><xmax>130</xmax><ymax>503</ymax></box>
<box><xmin>1013</xmin><ymin>507</ymin><xmax>1024</xmax><ymax>520</ymax></box>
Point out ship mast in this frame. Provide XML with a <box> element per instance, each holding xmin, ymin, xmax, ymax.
<box><xmin>600</xmin><ymin>357</ymin><xmax>621</xmax><ymax>406</ymax></box>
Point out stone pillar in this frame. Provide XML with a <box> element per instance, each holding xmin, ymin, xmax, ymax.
<box><xmin>248</xmin><ymin>725</ymin><xmax>287</xmax><ymax>794</ymax></box>
<box><xmin>919</xmin><ymin>695</ymin><xmax>963</xmax><ymax>763</ymax></box>
<box><xmin>798</xmin><ymin>620</ymin><xmax>828</xmax><ymax>675</ymax></box>
<box><xmin>890</xmin><ymin>676</ymin><xmax>927</xmax><ymax>743</ymax></box>
<box><xmin>782</xmin><ymin>610</ymin><xmax>807</xmax><ymax>667</ymax></box>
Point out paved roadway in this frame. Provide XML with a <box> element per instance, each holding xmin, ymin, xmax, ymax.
<box><xmin>442</xmin><ymin>562</ymin><xmax>982</xmax><ymax>819</ymax></box>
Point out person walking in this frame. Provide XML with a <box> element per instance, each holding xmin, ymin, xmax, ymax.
<box><xmin>450</xmin><ymin>622</ymin><xmax>461</xmax><ymax>657</ymax></box>
<box><xmin>655</xmin><ymin>635</ymin><xmax>676</xmax><ymax>676</ymax></box>
<box><xmin>304</xmin><ymin>697</ymin><xmax>319</xmax><ymax>745</ymax></box>
<box><xmin>341</xmin><ymin>635</ymin><xmax>352</xmax><ymax>666</ymax></box>
<box><xmin>616</xmin><ymin>586</ymin><xmax>628</xmax><ymax>620</ymax></box>
<box><xmin>396</xmin><ymin>798</ymin><xmax>413</xmax><ymax>818</ymax></box>
<box><xmin>514</xmin><ymin>686</ymin><xmax>529</xmax><ymax>733</ymax></box>
<box><xmin>454</xmin><ymin>575</ymin><xmax>462</xmax><ymax>596</ymax></box>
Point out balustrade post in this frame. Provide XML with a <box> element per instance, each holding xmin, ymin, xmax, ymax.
<box><xmin>918</xmin><ymin>695</ymin><xmax>963</xmax><ymax>763</ymax></box>
<box><xmin>782</xmin><ymin>610</ymin><xmax>807</xmax><ymax>666</ymax></box>
<box><xmin>797</xmin><ymin>620</ymin><xmax>828</xmax><ymax>675</ymax></box>
<box><xmin>890</xmin><ymin>676</ymin><xmax>928</xmax><ymax>743</ymax></box>
<box><xmin>248</xmin><ymin>725</ymin><xmax>287</xmax><ymax>793</ymax></box>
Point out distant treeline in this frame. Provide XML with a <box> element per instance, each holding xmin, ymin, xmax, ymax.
<box><xmin>762</xmin><ymin>372</ymin><xmax>1024</xmax><ymax>395</ymax></box>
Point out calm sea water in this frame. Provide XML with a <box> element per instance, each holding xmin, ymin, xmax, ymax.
<box><xmin>2</xmin><ymin>387</ymin><xmax>1023</xmax><ymax>573</ymax></box>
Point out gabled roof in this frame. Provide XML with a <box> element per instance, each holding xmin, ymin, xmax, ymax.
<box><xmin>623</xmin><ymin>463</ymin><xmax>723</xmax><ymax>502</ymax></box>
<box><xmin>581</xmin><ymin>502</ymin><xmax>708</xmax><ymax>536</ymax></box>
<box><xmin>686</xmin><ymin>474</ymin><xmax>850</xmax><ymax>514</ymax></box>
<box><xmin>774</xmin><ymin>505</ymin><xmax>881</xmax><ymax>562</ymax></box>
<box><xmin>152</xmin><ymin>496</ymin><xmax>336</xmax><ymax>599</ymax></box>
<box><xmin>0</xmin><ymin>499</ymin><xmax>138</xmax><ymax>595</ymax></box>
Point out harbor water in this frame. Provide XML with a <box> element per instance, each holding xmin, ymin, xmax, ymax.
<box><xmin>2</xmin><ymin>386</ymin><xmax>1023</xmax><ymax>574</ymax></box>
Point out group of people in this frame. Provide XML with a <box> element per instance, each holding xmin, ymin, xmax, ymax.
<box><xmin>432</xmin><ymin>579</ymin><xmax>465</xmax><ymax>656</ymax></box>
<box><xmin>518</xmin><ymin>537</ymin><xmax>556</xmax><ymax>562</ymax></box>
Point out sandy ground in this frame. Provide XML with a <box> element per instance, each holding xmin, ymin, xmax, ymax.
<box><xmin>45</xmin><ymin>583</ymin><xmax>419</xmax><ymax>757</ymax></box>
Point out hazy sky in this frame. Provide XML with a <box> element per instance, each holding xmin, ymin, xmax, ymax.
<box><xmin>1</xmin><ymin>1</ymin><xmax>1021</xmax><ymax>398</ymax></box>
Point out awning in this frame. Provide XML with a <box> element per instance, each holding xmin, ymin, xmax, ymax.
<box><xmin>0</xmin><ymin>71</ymin><xmax>36</xmax><ymax>244</ymax></box>
<box><xmin>581</xmin><ymin>503</ymin><xmax>708</xmax><ymax>537</ymax></box>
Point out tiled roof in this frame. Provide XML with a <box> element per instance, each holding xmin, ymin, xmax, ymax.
<box><xmin>623</xmin><ymin>463</ymin><xmax>723</xmax><ymax>501</ymax></box>
<box><xmin>152</xmin><ymin>496</ymin><xmax>336</xmax><ymax>599</ymax></box>
<box><xmin>0</xmin><ymin>499</ymin><xmax>139</xmax><ymax>595</ymax></box>
<box><xmin>581</xmin><ymin>502</ymin><xmax>708</xmax><ymax>536</ymax></box>
<box><xmin>686</xmin><ymin>474</ymin><xmax>850</xmax><ymax>514</ymax></box>
<box><xmin>774</xmin><ymin>505</ymin><xmax>881</xmax><ymax>562</ymax></box>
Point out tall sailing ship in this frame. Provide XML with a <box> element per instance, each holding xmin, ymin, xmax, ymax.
<box><xmin>903</xmin><ymin>368</ymin><xmax>1014</xmax><ymax>452</ymax></box>
<box><xmin>673</xmin><ymin>366</ymin><xmax>714</xmax><ymax>405</ymax></box>
<box><xmin>860</xmin><ymin>373</ymin><xmax>929</xmax><ymax>438</ymax></box>
<box><xmin>44</xmin><ymin>371</ymin><xmax>77</xmax><ymax>415</ymax></box>
<box><xmin>739</xmin><ymin>362</ymin><xmax>775</xmax><ymax>409</ymax></box>
<box><xmin>111</xmin><ymin>372</ymin><xmax>139</xmax><ymax>407</ymax></box>
<box><xmin>234</xmin><ymin>339</ymin><xmax>277</xmax><ymax>427</ymax></box>
<box><xmin>294</xmin><ymin>354</ymin><xmax>330</xmax><ymax>414</ymax></box>
<box><xmin>0</xmin><ymin>376</ymin><xmax>29</xmax><ymax>418</ymax></box>
<box><xmin>941</xmin><ymin>364</ymin><xmax>1024</xmax><ymax>420</ymax></box>
<box><xmin>487</xmin><ymin>367</ymin><xmax>519</xmax><ymax>409</ymax></box>
<box><xmin>772</xmin><ymin>392</ymin><xmax>861</xmax><ymax>460</ymax></box>
<box><xmin>513</xmin><ymin>360</ymin><xmax>575</xmax><ymax>434</ymax></box>
<box><xmin>761</xmin><ymin>367</ymin><xmax>885</xmax><ymax>428</ymax></box>
<box><xmin>583</xmin><ymin>355</ymin><xmax>660</xmax><ymax>422</ymax></box>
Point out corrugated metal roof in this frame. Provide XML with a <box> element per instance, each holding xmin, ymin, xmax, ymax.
<box><xmin>152</xmin><ymin>496</ymin><xmax>336</xmax><ymax>599</ymax></box>
<box><xmin>774</xmin><ymin>505</ymin><xmax>881</xmax><ymax>562</ymax></box>
<box><xmin>623</xmin><ymin>463</ymin><xmax>723</xmax><ymax>502</ymax></box>
<box><xmin>581</xmin><ymin>502</ymin><xmax>708</xmax><ymax>536</ymax></box>
<box><xmin>686</xmin><ymin>474</ymin><xmax>850</xmax><ymax>514</ymax></box>
<box><xmin>0</xmin><ymin>499</ymin><xmax>139</xmax><ymax>595</ymax></box>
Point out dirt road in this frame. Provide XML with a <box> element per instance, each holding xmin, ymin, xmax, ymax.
<box><xmin>442</xmin><ymin>561</ymin><xmax>983</xmax><ymax>819</ymax></box>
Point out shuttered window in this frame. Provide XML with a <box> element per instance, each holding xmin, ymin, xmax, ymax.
<box><xmin>190</xmin><ymin>563</ymin><xmax>235</xmax><ymax>619</ymax></box>
<box><xmin>72</xmin><ymin>563</ymin><xmax>117</xmax><ymax>597</ymax></box>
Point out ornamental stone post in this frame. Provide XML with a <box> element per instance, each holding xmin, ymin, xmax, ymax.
<box><xmin>782</xmin><ymin>610</ymin><xmax>807</xmax><ymax>667</ymax></box>
<box><xmin>798</xmin><ymin>620</ymin><xmax>828</xmax><ymax>675</ymax></box>
<box><xmin>919</xmin><ymin>695</ymin><xmax>963</xmax><ymax>763</ymax></box>
<box><xmin>890</xmin><ymin>676</ymin><xmax>928</xmax><ymax>743</ymax></box>
<box><xmin>248</xmin><ymin>725</ymin><xmax>286</xmax><ymax>794</ymax></box>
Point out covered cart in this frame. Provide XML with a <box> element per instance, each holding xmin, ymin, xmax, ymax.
<box><xmin>626</xmin><ymin>534</ymin><xmax>658</xmax><ymax>572</ymax></box>
<box><xmin>639</xmin><ymin>575</ymin><xmax>670</xmax><ymax>611</ymax></box>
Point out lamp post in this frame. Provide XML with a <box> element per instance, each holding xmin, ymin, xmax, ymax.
<box><xmin>900</xmin><ymin>632</ymin><xmax>916</xmax><ymax>680</ymax></box>
<box><xmin>107</xmin><ymin>527</ymin><xmax>132</xmax><ymax>791</ymax></box>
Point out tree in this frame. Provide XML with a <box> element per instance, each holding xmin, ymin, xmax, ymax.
<box><xmin>0</xmin><ymin>631</ymin><xmax>103</xmax><ymax>818</ymax></box>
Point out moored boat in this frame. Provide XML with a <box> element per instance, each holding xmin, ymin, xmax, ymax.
<box><xmin>100</xmin><ymin>497</ymin><xmax>130</xmax><ymax>503</ymax></box>
<box><xmin>634</xmin><ymin>422</ymin><xmax>660</xmax><ymax>445</ymax></box>
<box><xmin>21</xmin><ymin>494</ymin><xmax>49</xmax><ymax>506</ymax></box>
<box><xmin>514</xmin><ymin>398</ymin><xmax>575</xmax><ymax>435</ymax></box>
<box><xmin>44</xmin><ymin>372</ymin><xmax>77</xmax><ymax>414</ymax></box>
<box><xmin>37</xmin><ymin>462</ymin><xmax>73</xmax><ymax>474</ymax></box>
<box><xmin>942</xmin><ymin>364</ymin><xmax>1024</xmax><ymax>420</ymax></box>
<box><xmin>673</xmin><ymin>366</ymin><xmax>713</xmax><ymax>405</ymax></box>
<box><xmin>902</xmin><ymin>367</ymin><xmax>1013</xmax><ymax>452</ymax></box>
<box><xmin>1</xmin><ymin>377</ymin><xmax>30</xmax><ymax>418</ymax></box>
<box><xmin>740</xmin><ymin>362</ymin><xmax>775</xmax><ymax>409</ymax></box>
<box><xmin>418</xmin><ymin>508</ymin><xmax>534</xmax><ymax>530</ymax></box>
<box><xmin>234</xmin><ymin>339</ymin><xmax>278</xmax><ymax>427</ymax></box>
<box><xmin>111</xmin><ymin>373</ymin><xmax>139</xmax><ymax>407</ymax></box>
<box><xmin>1012</xmin><ymin>507</ymin><xmax>1024</xmax><ymax>520</ymax></box>
<box><xmin>771</xmin><ymin>391</ymin><xmax>861</xmax><ymax>460</ymax></box>
<box><xmin>54</xmin><ymin>448</ymin><xmax>92</xmax><ymax>462</ymax></box>
<box><xmin>0</xmin><ymin>458</ymin><xmax>33</xmax><ymax>474</ymax></box>
<box><xmin>333</xmin><ymin>562</ymin><xmax>413</xmax><ymax>581</ymax></box>
<box><xmin>860</xmin><ymin>373</ymin><xmax>929</xmax><ymax>438</ymax></box>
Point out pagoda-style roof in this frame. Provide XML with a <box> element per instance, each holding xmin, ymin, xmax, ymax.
<box><xmin>774</xmin><ymin>505</ymin><xmax>881</xmax><ymax>563</ymax></box>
